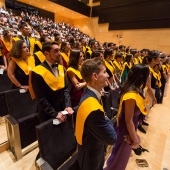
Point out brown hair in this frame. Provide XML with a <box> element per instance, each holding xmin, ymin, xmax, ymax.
<box><xmin>81</xmin><ymin>58</ymin><xmax>105</xmax><ymax>83</ymax></box>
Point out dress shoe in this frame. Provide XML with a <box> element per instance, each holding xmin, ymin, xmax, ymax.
<box><xmin>142</xmin><ymin>121</ymin><xmax>149</xmax><ymax>126</ymax></box>
<box><xmin>138</xmin><ymin>125</ymin><xmax>146</xmax><ymax>134</ymax></box>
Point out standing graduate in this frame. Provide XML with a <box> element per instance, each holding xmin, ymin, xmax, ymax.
<box><xmin>76</xmin><ymin>58</ymin><xmax>117</xmax><ymax>170</ymax></box>
<box><xmin>104</xmin><ymin>64</ymin><xmax>149</xmax><ymax>170</ymax></box>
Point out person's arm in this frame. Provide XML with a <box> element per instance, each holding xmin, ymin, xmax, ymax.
<box><xmin>86</xmin><ymin>110</ymin><xmax>117</xmax><ymax>145</ymax></box>
<box><xmin>3</xmin><ymin>55</ymin><xmax>7</xmax><ymax>70</ymax></box>
<box><xmin>7</xmin><ymin>59</ymin><xmax>21</xmax><ymax>87</ymax></box>
<box><xmin>67</xmin><ymin>70</ymin><xmax>86</xmax><ymax>90</ymax></box>
<box><xmin>146</xmin><ymin>73</ymin><xmax>157</xmax><ymax>105</ymax></box>
<box><xmin>124</xmin><ymin>99</ymin><xmax>140</xmax><ymax>149</ymax></box>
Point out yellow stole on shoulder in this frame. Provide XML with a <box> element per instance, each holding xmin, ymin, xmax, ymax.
<box><xmin>133</xmin><ymin>58</ymin><xmax>139</xmax><ymax>65</ymax></box>
<box><xmin>60</xmin><ymin>52</ymin><xmax>69</xmax><ymax>64</ymax></box>
<box><xmin>113</xmin><ymin>60</ymin><xmax>122</xmax><ymax>70</ymax></box>
<box><xmin>104</xmin><ymin>60</ymin><xmax>114</xmax><ymax>75</ymax></box>
<box><xmin>149</xmin><ymin>66</ymin><xmax>158</xmax><ymax>80</ymax></box>
<box><xmin>32</xmin><ymin>64</ymin><xmax>65</xmax><ymax>91</ymax></box>
<box><xmin>34</xmin><ymin>51</ymin><xmax>46</xmax><ymax>63</ymax></box>
<box><xmin>35</xmin><ymin>40</ymin><xmax>42</xmax><ymax>50</ymax></box>
<box><xmin>13</xmin><ymin>37</ymin><xmax>20</xmax><ymax>42</ymax></box>
<box><xmin>121</xmin><ymin>62</ymin><xmax>132</xmax><ymax>77</ymax></box>
<box><xmin>1</xmin><ymin>39</ymin><xmax>12</xmax><ymax>51</ymax></box>
<box><xmin>29</xmin><ymin>37</ymin><xmax>35</xmax><ymax>55</ymax></box>
<box><xmin>11</xmin><ymin>56</ymin><xmax>35</xmax><ymax>75</ymax></box>
<box><xmin>76</xmin><ymin>97</ymin><xmax>104</xmax><ymax>145</ymax></box>
<box><xmin>116</xmin><ymin>92</ymin><xmax>147</xmax><ymax>126</ymax></box>
<box><xmin>138</xmin><ymin>56</ymin><xmax>142</xmax><ymax>64</ymax></box>
<box><xmin>162</xmin><ymin>65</ymin><xmax>168</xmax><ymax>74</ymax></box>
<box><xmin>67</xmin><ymin>67</ymin><xmax>82</xmax><ymax>80</ymax></box>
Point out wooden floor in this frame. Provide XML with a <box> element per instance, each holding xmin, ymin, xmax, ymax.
<box><xmin>0</xmin><ymin>85</ymin><xmax>169</xmax><ymax>170</ymax></box>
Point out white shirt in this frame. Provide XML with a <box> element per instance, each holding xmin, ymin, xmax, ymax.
<box><xmin>87</xmin><ymin>85</ymin><xmax>102</xmax><ymax>101</ymax></box>
<box><xmin>46</xmin><ymin>60</ymin><xmax>59</xmax><ymax>78</ymax></box>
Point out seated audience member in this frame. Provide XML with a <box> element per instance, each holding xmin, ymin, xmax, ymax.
<box><xmin>76</xmin><ymin>58</ymin><xmax>117</xmax><ymax>170</ymax></box>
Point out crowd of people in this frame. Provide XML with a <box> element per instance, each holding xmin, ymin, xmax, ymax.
<box><xmin>0</xmin><ymin>5</ymin><xmax>170</xmax><ymax>170</ymax></box>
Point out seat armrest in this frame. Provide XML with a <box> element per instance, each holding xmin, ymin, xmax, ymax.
<box><xmin>36</xmin><ymin>158</ymin><xmax>53</xmax><ymax>170</ymax></box>
<box><xmin>5</xmin><ymin>114</ymin><xmax>18</xmax><ymax>125</ymax></box>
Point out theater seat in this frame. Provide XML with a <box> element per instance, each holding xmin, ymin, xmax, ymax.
<box><xmin>0</xmin><ymin>70</ymin><xmax>11</xmax><ymax>92</ymax></box>
<box><xmin>36</xmin><ymin>117</ymin><xmax>80</xmax><ymax>170</ymax></box>
<box><xmin>0</xmin><ymin>90</ymin><xmax>9</xmax><ymax>117</ymax></box>
<box><xmin>5</xmin><ymin>89</ymin><xmax>39</xmax><ymax>160</ymax></box>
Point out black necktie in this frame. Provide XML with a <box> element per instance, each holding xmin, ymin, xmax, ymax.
<box><xmin>52</xmin><ymin>63</ymin><xmax>58</xmax><ymax>68</ymax></box>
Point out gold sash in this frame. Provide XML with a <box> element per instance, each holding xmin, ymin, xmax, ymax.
<box><xmin>104</xmin><ymin>60</ymin><xmax>114</xmax><ymax>75</ymax></box>
<box><xmin>1</xmin><ymin>39</ymin><xmax>12</xmax><ymax>51</ymax></box>
<box><xmin>76</xmin><ymin>97</ymin><xmax>104</xmax><ymax>145</ymax></box>
<box><xmin>34</xmin><ymin>51</ymin><xmax>46</xmax><ymax>63</ymax></box>
<box><xmin>121</xmin><ymin>62</ymin><xmax>132</xmax><ymax>77</ymax></box>
<box><xmin>32</xmin><ymin>64</ymin><xmax>65</xmax><ymax>91</ymax></box>
<box><xmin>116</xmin><ymin>92</ymin><xmax>147</xmax><ymax>125</ymax></box>
<box><xmin>67</xmin><ymin>67</ymin><xmax>82</xmax><ymax>80</ymax></box>
<box><xmin>29</xmin><ymin>37</ymin><xmax>35</xmax><ymax>55</ymax></box>
<box><xmin>60</xmin><ymin>52</ymin><xmax>69</xmax><ymax>64</ymax></box>
<box><xmin>113</xmin><ymin>60</ymin><xmax>122</xmax><ymax>70</ymax></box>
<box><xmin>149</xmin><ymin>66</ymin><xmax>158</xmax><ymax>80</ymax></box>
<box><xmin>11</xmin><ymin>56</ymin><xmax>35</xmax><ymax>75</ymax></box>
<box><xmin>35</xmin><ymin>40</ymin><xmax>42</xmax><ymax>50</ymax></box>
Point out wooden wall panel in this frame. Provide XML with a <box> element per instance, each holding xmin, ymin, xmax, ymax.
<box><xmin>74</xmin><ymin>17</ymin><xmax>170</xmax><ymax>53</ymax></box>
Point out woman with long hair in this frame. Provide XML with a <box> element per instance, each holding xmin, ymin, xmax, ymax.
<box><xmin>0</xmin><ymin>30</ymin><xmax>12</xmax><ymax>58</ymax></box>
<box><xmin>121</xmin><ymin>54</ymin><xmax>134</xmax><ymax>83</ymax></box>
<box><xmin>104</xmin><ymin>64</ymin><xmax>149</xmax><ymax>170</ymax></box>
<box><xmin>0</xmin><ymin>44</ymin><xmax>7</xmax><ymax>70</ymax></box>
<box><xmin>60</xmin><ymin>41</ymin><xmax>71</xmax><ymax>69</ymax></box>
<box><xmin>159</xmin><ymin>53</ymin><xmax>169</xmax><ymax>103</ymax></box>
<box><xmin>8</xmin><ymin>40</ymin><xmax>35</xmax><ymax>90</ymax></box>
<box><xmin>67</xmin><ymin>49</ymin><xmax>86</xmax><ymax>107</ymax></box>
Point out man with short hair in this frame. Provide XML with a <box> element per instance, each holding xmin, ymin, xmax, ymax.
<box><xmin>30</xmin><ymin>41</ymin><xmax>73</xmax><ymax>123</ymax></box>
<box><xmin>76</xmin><ymin>58</ymin><xmax>117</xmax><ymax>170</ymax></box>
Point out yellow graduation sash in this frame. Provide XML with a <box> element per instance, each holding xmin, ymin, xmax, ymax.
<box><xmin>162</xmin><ymin>65</ymin><xmax>168</xmax><ymax>74</ymax></box>
<box><xmin>116</xmin><ymin>92</ymin><xmax>147</xmax><ymax>126</ymax></box>
<box><xmin>67</xmin><ymin>67</ymin><xmax>82</xmax><ymax>80</ymax></box>
<box><xmin>11</xmin><ymin>56</ymin><xmax>35</xmax><ymax>75</ymax></box>
<box><xmin>121</xmin><ymin>62</ymin><xmax>132</xmax><ymax>77</ymax></box>
<box><xmin>138</xmin><ymin>56</ymin><xmax>142</xmax><ymax>64</ymax></box>
<box><xmin>149</xmin><ymin>66</ymin><xmax>158</xmax><ymax>80</ymax></box>
<box><xmin>113</xmin><ymin>60</ymin><xmax>122</xmax><ymax>70</ymax></box>
<box><xmin>32</xmin><ymin>64</ymin><xmax>65</xmax><ymax>91</ymax></box>
<box><xmin>104</xmin><ymin>60</ymin><xmax>114</xmax><ymax>75</ymax></box>
<box><xmin>34</xmin><ymin>51</ymin><xmax>46</xmax><ymax>63</ymax></box>
<box><xmin>60</xmin><ymin>52</ymin><xmax>69</xmax><ymax>64</ymax></box>
<box><xmin>29</xmin><ymin>37</ymin><xmax>35</xmax><ymax>55</ymax></box>
<box><xmin>35</xmin><ymin>40</ymin><xmax>42</xmax><ymax>50</ymax></box>
<box><xmin>1</xmin><ymin>39</ymin><xmax>12</xmax><ymax>51</ymax></box>
<box><xmin>13</xmin><ymin>37</ymin><xmax>20</xmax><ymax>42</ymax></box>
<box><xmin>76</xmin><ymin>97</ymin><xmax>104</xmax><ymax>145</ymax></box>
<box><xmin>133</xmin><ymin>58</ymin><xmax>139</xmax><ymax>65</ymax></box>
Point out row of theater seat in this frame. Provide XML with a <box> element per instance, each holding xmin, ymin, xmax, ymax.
<box><xmin>0</xmin><ymin>85</ymin><xmax>120</xmax><ymax>169</ymax></box>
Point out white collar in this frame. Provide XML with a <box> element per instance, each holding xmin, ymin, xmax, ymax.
<box><xmin>87</xmin><ymin>85</ymin><xmax>101</xmax><ymax>100</ymax></box>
